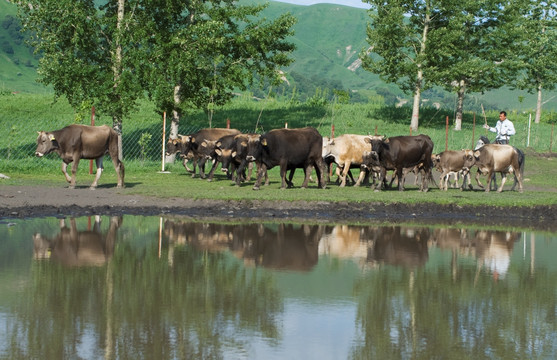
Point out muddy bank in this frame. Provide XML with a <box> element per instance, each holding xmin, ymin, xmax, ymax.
<box><xmin>1</xmin><ymin>186</ymin><xmax>555</xmax><ymax>231</ymax></box>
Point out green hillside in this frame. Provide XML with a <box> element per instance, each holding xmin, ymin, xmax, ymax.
<box><xmin>0</xmin><ymin>0</ymin><xmax>555</xmax><ymax>112</ymax></box>
<box><xmin>0</xmin><ymin>0</ymin><xmax>44</xmax><ymax>93</ymax></box>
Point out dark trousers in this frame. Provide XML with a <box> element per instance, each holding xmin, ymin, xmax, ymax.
<box><xmin>496</xmin><ymin>139</ymin><xmax>509</xmax><ymax>145</ymax></box>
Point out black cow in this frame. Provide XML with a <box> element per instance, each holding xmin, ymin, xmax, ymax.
<box><xmin>166</xmin><ymin>128</ymin><xmax>241</xmax><ymax>179</ymax></box>
<box><xmin>248</xmin><ymin>127</ymin><xmax>327</xmax><ymax>190</ymax></box>
<box><xmin>35</xmin><ymin>124</ymin><xmax>124</xmax><ymax>189</ymax></box>
<box><xmin>365</xmin><ymin>134</ymin><xmax>434</xmax><ymax>191</ymax></box>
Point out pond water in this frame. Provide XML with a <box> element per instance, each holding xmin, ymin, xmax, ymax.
<box><xmin>0</xmin><ymin>215</ymin><xmax>556</xmax><ymax>359</ymax></box>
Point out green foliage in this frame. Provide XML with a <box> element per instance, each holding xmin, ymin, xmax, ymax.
<box><xmin>138</xmin><ymin>132</ymin><xmax>152</xmax><ymax>164</ymax></box>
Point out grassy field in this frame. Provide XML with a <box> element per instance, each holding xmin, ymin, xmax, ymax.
<box><xmin>1</xmin><ymin>93</ymin><xmax>557</xmax><ymax>210</ymax></box>
<box><xmin>2</xmin><ymin>148</ymin><xmax>556</xmax><ymax>209</ymax></box>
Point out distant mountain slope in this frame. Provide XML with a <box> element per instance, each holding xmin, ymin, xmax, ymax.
<box><xmin>0</xmin><ymin>0</ymin><xmax>554</xmax><ymax>111</ymax></box>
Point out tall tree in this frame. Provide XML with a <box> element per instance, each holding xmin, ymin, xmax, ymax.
<box><xmin>426</xmin><ymin>1</ymin><xmax>522</xmax><ymax>130</ymax></box>
<box><xmin>131</xmin><ymin>0</ymin><xmax>296</xmax><ymax>139</ymax></box>
<box><xmin>513</xmin><ymin>0</ymin><xmax>557</xmax><ymax>124</ymax></box>
<box><xmin>18</xmin><ymin>0</ymin><xmax>143</xmax><ymax>156</ymax></box>
<box><xmin>361</xmin><ymin>0</ymin><xmax>437</xmax><ymax>131</ymax></box>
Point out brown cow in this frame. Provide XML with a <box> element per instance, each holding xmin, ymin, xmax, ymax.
<box><xmin>33</xmin><ymin>216</ymin><xmax>122</xmax><ymax>267</ymax></box>
<box><xmin>468</xmin><ymin>144</ymin><xmax>524</xmax><ymax>193</ymax></box>
<box><xmin>432</xmin><ymin>150</ymin><xmax>475</xmax><ymax>191</ymax></box>
<box><xmin>35</xmin><ymin>124</ymin><xmax>124</xmax><ymax>189</ymax></box>
<box><xmin>166</xmin><ymin>128</ymin><xmax>241</xmax><ymax>179</ymax></box>
<box><xmin>249</xmin><ymin>127</ymin><xmax>326</xmax><ymax>190</ymax></box>
<box><xmin>365</xmin><ymin>134</ymin><xmax>434</xmax><ymax>191</ymax></box>
<box><xmin>166</xmin><ymin>135</ymin><xmax>199</xmax><ymax>174</ymax></box>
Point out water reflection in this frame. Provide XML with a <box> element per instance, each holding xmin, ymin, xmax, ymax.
<box><xmin>0</xmin><ymin>216</ymin><xmax>555</xmax><ymax>359</ymax></box>
<box><xmin>165</xmin><ymin>221</ymin><xmax>324</xmax><ymax>271</ymax></box>
<box><xmin>33</xmin><ymin>216</ymin><xmax>122</xmax><ymax>267</ymax></box>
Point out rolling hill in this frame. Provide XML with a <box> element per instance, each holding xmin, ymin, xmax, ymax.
<box><xmin>0</xmin><ymin>0</ymin><xmax>554</xmax><ymax>112</ymax></box>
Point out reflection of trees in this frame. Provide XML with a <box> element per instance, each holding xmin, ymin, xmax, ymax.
<box><xmin>5</xmin><ymin>218</ymin><xmax>282</xmax><ymax>359</ymax></box>
<box><xmin>352</xmin><ymin>229</ymin><xmax>556</xmax><ymax>359</ymax></box>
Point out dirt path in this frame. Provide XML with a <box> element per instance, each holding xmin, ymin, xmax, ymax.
<box><xmin>1</xmin><ymin>185</ymin><xmax>556</xmax><ymax>231</ymax></box>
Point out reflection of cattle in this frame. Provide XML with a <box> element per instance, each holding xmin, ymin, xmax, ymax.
<box><xmin>242</xmin><ymin>224</ymin><xmax>324</xmax><ymax>271</ymax></box>
<box><xmin>319</xmin><ymin>225</ymin><xmax>368</xmax><ymax>264</ymax></box>
<box><xmin>473</xmin><ymin>230</ymin><xmax>520</xmax><ymax>280</ymax></box>
<box><xmin>35</xmin><ymin>124</ymin><xmax>125</xmax><ymax>189</ymax></box>
<box><xmin>164</xmin><ymin>220</ymin><xmax>324</xmax><ymax>271</ymax></box>
<box><xmin>365</xmin><ymin>226</ymin><xmax>430</xmax><ymax>268</ymax></box>
<box><xmin>33</xmin><ymin>216</ymin><xmax>122</xmax><ymax>267</ymax></box>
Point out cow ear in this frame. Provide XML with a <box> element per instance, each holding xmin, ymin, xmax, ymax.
<box><xmin>241</xmin><ymin>141</ymin><xmax>247</xmax><ymax>147</ymax></box>
<box><xmin>191</xmin><ymin>137</ymin><xmax>196</xmax><ymax>143</ymax></box>
<box><xmin>200</xmin><ymin>141</ymin><xmax>207</xmax><ymax>147</ymax></box>
<box><xmin>261</xmin><ymin>138</ymin><xmax>268</xmax><ymax>146</ymax></box>
<box><xmin>364</xmin><ymin>137</ymin><xmax>371</xmax><ymax>144</ymax></box>
<box><xmin>232</xmin><ymin>151</ymin><xmax>237</xmax><ymax>158</ymax></box>
<box><xmin>384</xmin><ymin>137</ymin><xmax>389</xmax><ymax>143</ymax></box>
<box><xmin>215</xmin><ymin>149</ymin><xmax>222</xmax><ymax>156</ymax></box>
<box><xmin>474</xmin><ymin>150</ymin><xmax>480</xmax><ymax>158</ymax></box>
<box><xmin>216</xmin><ymin>141</ymin><xmax>222</xmax><ymax>147</ymax></box>
<box><xmin>49</xmin><ymin>134</ymin><xmax>56</xmax><ymax>141</ymax></box>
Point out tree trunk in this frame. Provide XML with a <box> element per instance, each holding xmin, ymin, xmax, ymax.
<box><xmin>410</xmin><ymin>2</ymin><xmax>431</xmax><ymax>132</ymax></box>
<box><xmin>112</xmin><ymin>0</ymin><xmax>125</xmax><ymax>160</ymax></box>
<box><xmin>166</xmin><ymin>84</ymin><xmax>182</xmax><ymax>164</ymax></box>
<box><xmin>171</xmin><ymin>85</ymin><xmax>181</xmax><ymax>139</ymax></box>
<box><xmin>454</xmin><ymin>80</ymin><xmax>465</xmax><ymax>131</ymax></box>
<box><xmin>411</xmin><ymin>85</ymin><xmax>421</xmax><ymax>132</ymax></box>
<box><xmin>535</xmin><ymin>83</ymin><xmax>542</xmax><ymax>124</ymax></box>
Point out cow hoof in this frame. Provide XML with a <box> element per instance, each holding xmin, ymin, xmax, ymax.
<box><xmin>252</xmin><ymin>186</ymin><xmax>260</xmax><ymax>191</ymax></box>
<box><xmin>89</xmin><ymin>187</ymin><xmax>97</xmax><ymax>190</ymax></box>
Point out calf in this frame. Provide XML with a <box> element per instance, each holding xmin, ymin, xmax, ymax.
<box><xmin>166</xmin><ymin>128</ymin><xmax>241</xmax><ymax>178</ymax></box>
<box><xmin>365</xmin><ymin>134</ymin><xmax>434</xmax><ymax>191</ymax></box>
<box><xmin>432</xmin><ymin>150</ymin><xmax>475</xmax><ymax>191</ymax></box>
<box><xmin>35</xmin><ymin>124</ymin><xmax>124</xmax><ymax>189</ymax></box>
<box><xmin>249</xmin><ymin>127</ymin><xmax>327</xmax><ymax>190</ymax></box>
<box><xmin>470</xmin><ymin>144</ymin><xmax>524</xmax><ymax>192</ymax></box>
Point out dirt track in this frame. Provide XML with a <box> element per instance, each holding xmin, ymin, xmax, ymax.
<box><xmin>1</xmin><ymin>185</ymin><xmax>556</xmax><ymax>231</ymax></box>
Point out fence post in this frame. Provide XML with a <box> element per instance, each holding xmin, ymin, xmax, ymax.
<box><xmin>409</xmin><ymin>126</ymin><xmax>412</xmax><ymax>136</ymax></box>
<box><xmin>226</xmin><ymin>118</ymin><xmax>230</xmax><ymax>129</ymax></box>
<box><xmin>161</xmin><ymin>112</ymin><xmax>167</xmax><ymax>172</ymax></box>
<box><xmin>527</xmin><ymin>113</ymin><xmax>531</xmax><ymax>148</ymax></box>
<box><xmin>445</xmin><ymin>116</ymin><xmax>449</xmax><ymax>151</ymax></box>
<box><xmin>89</xmin><ymin>106</ymin><xmax>95</xmax><ymax>175</ymax></box>
<box><xmin>374</xmin><ymin>125</ymin><xmax>378</xmax><ymax>136</ymax></box>
<box><xmin>550</xmin><ymin>123</ymin><xmax>554</xmax><ymax>153</ymax></box>
<box><xmin>472</xmin><ymin>112</ymin><xmax>476</xmax><ymax>149</ymax></box>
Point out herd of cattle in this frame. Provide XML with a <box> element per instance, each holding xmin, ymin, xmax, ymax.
<box><xmin>35</xmin><ymin>124</ymin><xmax>525</xmax><ymax>193</ymax></box>
<box><xmin>34</xmin><ymin>217</ymin><xmax>520</xmax><ymax>275</ymax></box>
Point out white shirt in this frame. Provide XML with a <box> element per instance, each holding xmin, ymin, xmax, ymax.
<box><xmin>489</xmin><ymin>119</ymin><xmax>515</xmax><ymax>142</ymax></box>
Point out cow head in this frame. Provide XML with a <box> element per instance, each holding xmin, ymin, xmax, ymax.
<box><xmin>245</xmin><ymin>134</ymin><xmax>262</xmax><ymax>162</ymax></box>
<box><xmin>364</xmin><ymin>135</ymin><xmax>386</xmax><ymax>158</ymax></box>
<box><xmin>35</xmin><ymin>131</ymin><xmax>59</xmax><ymax>157</ymax></box>
<box><xmin>198</xmin><ymin>140</ymin><xmax>217</xmax><ymax>160</ymax></box>
<box><xmin>462</xmin><ymin>149</ymin><xmax>476</xmax><ymax>169</ymax></box>
<box><xmin>475</xmin><ymin>135</ymin><xmax>491</xmax><ymax>150</ymax></box>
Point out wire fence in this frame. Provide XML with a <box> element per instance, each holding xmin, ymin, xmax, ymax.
<box><xmin>0</xmin><ymin>107</ymin><xmax>555</xmax><ymax>173</ymax></box>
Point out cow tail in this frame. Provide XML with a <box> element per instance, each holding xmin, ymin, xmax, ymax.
<box><xmin>516</xmin><ymin>147</ymin><xmax>525</xmax><ymax>176</ymax></box>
